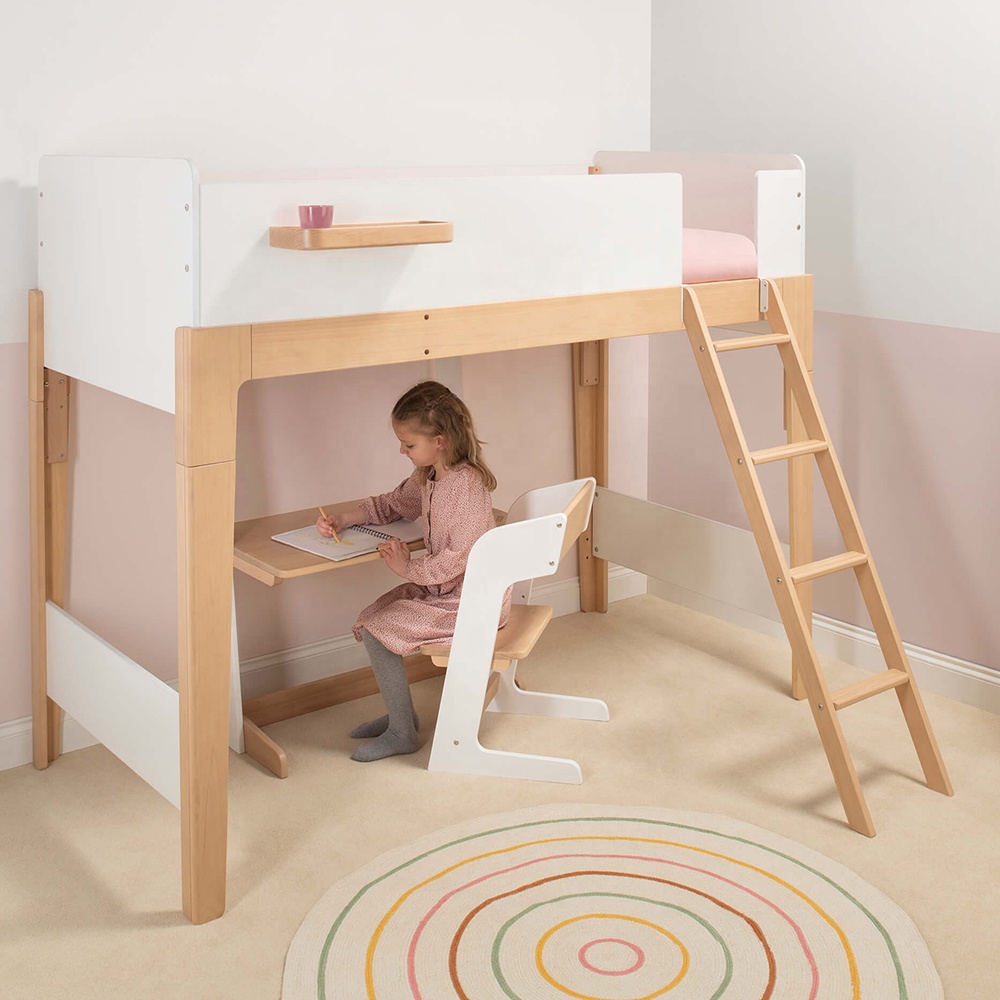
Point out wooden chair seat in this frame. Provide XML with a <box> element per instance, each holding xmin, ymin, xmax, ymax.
<box><xmin>421</xmin><ymin>603</ymin><xmax>553</xmax><ymax>669</ymax></box>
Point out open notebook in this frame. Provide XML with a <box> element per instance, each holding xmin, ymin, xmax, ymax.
<box><xmin>271</xmin><ymin>519</ymin><xmax>424</xmax><ymax>563</ymax></box>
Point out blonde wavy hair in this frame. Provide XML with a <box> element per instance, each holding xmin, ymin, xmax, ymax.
<box><xmin>392</xmin><ymin>381</ymin><xmax>497</xmax><ymax>490</ymax></box>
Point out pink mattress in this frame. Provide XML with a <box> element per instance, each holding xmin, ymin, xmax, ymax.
<box><xmin>683</xmin><ymin>228</ymin><xmax>758</xmax><ymax>284</ymax></box>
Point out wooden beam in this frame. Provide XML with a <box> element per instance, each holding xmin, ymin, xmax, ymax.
<box><xmin>28</xmin><ymin>291</ymin><xmax>65</xmax><ymax>766</ymax></box>
<box><xmin>175</xmin><ymin>322</ymin><xmax>249</xmax><ymax>924</ymax></box>
<box><xmin>176</xmin><ymin>460</ymin><xmax>237</xmax><ymax>924</ymax></box>
<box><xmin>243</xmin><ymin>654</ymin><xmax>440</xmax><ymax>729</ymax></box>
<box><xmin>250</xmin><ymin>289</ymin><xmax>682</xmax><ymax>381</ymax></box>
<box><xmin>777</xmin><ymin>275</ymin><xmax>814</xmax><ymax>701</ymax></box>
<box><xmin>573</xmin><ymin>340</ymin><xmax>608</xmax><ymax>612</ymax></box>
<box><xmin>175</xmin><ymin>324</ymin><xmax>251</xmax><ymax>468</ymax></box>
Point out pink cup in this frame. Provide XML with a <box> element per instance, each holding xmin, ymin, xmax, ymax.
<box><xmin>298</xmin><ymin>204</ymin><xmax>334</xmax><ymax>228</ymax></box>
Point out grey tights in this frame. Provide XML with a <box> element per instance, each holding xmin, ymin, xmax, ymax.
<box><xmin>351</xmin><ymin>629</ymin><xmax>420</xmax><ymax>762</ymax></box>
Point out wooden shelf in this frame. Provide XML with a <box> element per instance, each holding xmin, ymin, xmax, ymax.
<box><xmin>268</xmin><ymin>220</ymin><xmax>453</xmax><ymax>251</ymax></box>
<box><xmin>233</xmin><ymin>499</ymin><xmax>504</xmax><ymax>587</ymax></box>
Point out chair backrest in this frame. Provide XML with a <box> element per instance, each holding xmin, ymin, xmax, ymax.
<box><xmin>501</xmin><ymin>477</ymin><xmax>596</xmax><ymax>603</ymax></box>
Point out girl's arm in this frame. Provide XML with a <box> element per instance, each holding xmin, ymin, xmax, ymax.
<box><xmin>361</xmin><ymin>472</ymin><xmax>423</xmax><ymax>525</ymax></box>
<box><xmin>317</xmin><ymin>472</ymin><xmax>422</xmax><ymax>537</ymax></box>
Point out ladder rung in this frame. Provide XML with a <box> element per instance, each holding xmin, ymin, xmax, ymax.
<box><xmin>831</xmin><ymin>670</ymin><xmax>910</xmax><ymax>711</ymax></box>
<box><xmin>788</xmin><ymin>551</ymin><xmax>868</xmax><ymax>584</ymax></box>
<box><xmin>713</xmin><ymin>333</ymin><xmax>792</xmax><ymax>352</ymax></box>
<box><xmin>751</xmin><ymin>439</ymin><xmax>829</xmax><ymax>465</ymax></box>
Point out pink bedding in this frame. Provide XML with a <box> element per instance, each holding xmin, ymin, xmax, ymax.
<box><xmin>683</xmin><ymin>228</ymin><xmax>758</xmax><ymax>284</ymax></box>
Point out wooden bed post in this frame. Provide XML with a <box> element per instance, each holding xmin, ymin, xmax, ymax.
<box><xmin>28</xmin><ymin>290</ymin><xmax>68</xmax><ymax>767</ymax></box>
<box><xmin>779</xmin><ymin>276</ymin><xmax>814</xmax><ymax>700</ymax></box>
<box><xmin>175</xmin><ymin>323</ymin><xmax>250</xmax><ymax>923</ymax></box>
<box><xmin>572</xmin><ymin>340</ymin><xmax>609</xmax><ymax>612</ymax></box>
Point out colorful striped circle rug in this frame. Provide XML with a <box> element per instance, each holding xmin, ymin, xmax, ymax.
<box><xmin>282</xmin><ymin>803</ymin><xmax>941</xmax><ymax>1000</ymax></box>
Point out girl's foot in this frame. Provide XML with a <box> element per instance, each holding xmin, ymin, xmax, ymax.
<box><xmin>350</xmin><ymin>711</ymin><xmax>419</xmax><ymax>739</ymax></box>
<box><xmin>350</xmin><ymin>728</ymin><xmax>420</xmax><ymax>762</ymax></box>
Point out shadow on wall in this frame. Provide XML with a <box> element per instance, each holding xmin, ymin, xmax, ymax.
<box><xmin>0</xmin><ymin>179</ymin><xmax>38</xmax><ymax>344</ymax></box>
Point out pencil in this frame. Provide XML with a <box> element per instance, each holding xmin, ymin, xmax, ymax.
<box><xmin>317</xmin><ymin>506</ymin><xmax>340</xmax><ymax>542</ymax></box>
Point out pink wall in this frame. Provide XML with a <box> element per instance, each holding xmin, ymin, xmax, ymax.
<box><xmin>648</xmin><ymin>311</ymin><xmax>1000</xmax><ymax>671</ymax></box>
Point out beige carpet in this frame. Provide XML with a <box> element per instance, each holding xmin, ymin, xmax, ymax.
<box><xmin>2</xmin><ymin>595</ymin><xmax>998</xmax><ymax>999</ymax></box>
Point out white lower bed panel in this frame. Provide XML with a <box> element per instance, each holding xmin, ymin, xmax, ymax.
<box><xmin>46</xmin><ymin>603</ymin><xmax>180</xmax><ymax>808</ymax></box>
<box><xmin>592</xmin><ymin>489</ymin><xmax>786</xmax><ymax>623</ymax></box>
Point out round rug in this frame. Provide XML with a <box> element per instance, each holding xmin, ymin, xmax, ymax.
<box><xmin>282</xmin><ymin>803</ymin><xmax>942</xmax><ymax>1000</ymax></box>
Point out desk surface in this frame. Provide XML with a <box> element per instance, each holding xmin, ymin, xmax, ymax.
<box><xmin>233</xmin><ymin>499</ymin><xmax>505</xmax><ymax>586</ymax></box>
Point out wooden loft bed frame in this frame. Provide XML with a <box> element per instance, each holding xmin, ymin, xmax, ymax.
<box><xmin>29</xmin><ymin>154</ymin><xmax>951</xmax><ymax>924</ymax></box>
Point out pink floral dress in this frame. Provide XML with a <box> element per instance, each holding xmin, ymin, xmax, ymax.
<box><xmin>353</xmin><ymin>465</ymin><xmax>511</xmax><ymax>654</ymax></box>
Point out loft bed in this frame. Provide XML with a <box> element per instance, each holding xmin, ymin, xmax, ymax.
<box><xmin>29</xmin><ymin>151</ymin><xmax>951</xmax><ymax>924</ymax></box>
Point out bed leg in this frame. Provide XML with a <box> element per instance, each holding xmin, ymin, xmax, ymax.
<box><xmin>573</xmin><ymin>340</ymin><xmax>608</xmax><ymax>612</ymax></box>
<box><xmin>28</xmin><ymin>290</ymin><xmax>66</xmax><ymax>767</ymax></box>
<box><xmin>176</xmin><ymin>323</ymin><xmax>250</xmax><ymax>924</ymax></box>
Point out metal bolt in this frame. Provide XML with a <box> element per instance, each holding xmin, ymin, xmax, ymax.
<box><xmin>184</xmin><ymin>264</ymin><xmax>190</xmax><ymax>272</ymax></box>
<box><xmin>548</xmin><ymin>560</ymin><xmax>555</xmax><ymax>566</ymax></box>
<box><xmin>453</xmin><ymin>739</ymin><xmax>459</xmax><ymax>745</ymax></box>
<box><xmin>818</xmin><ymin>703</ymin><xmax>825</xmax><ymax>711</ymax></box>
<box><xmin>699</xmin><ymin>345</ymin><xmax>705</xmax><ymax>352</ymax></box>
<box><xmin>39</xmin><ymin>191</ymin><xmax>44</xmax><ymax>198</ymax></box>
<box><xmin>184</xmin><ymin>203</ymin><xmax>190</xmax><ymax>211</ymax></box>
<box><xmin>556</xmin><ymin>521</ymin><xmax>563</xmax><ymax>528</ymax></box>
<box><xmin>39</xmin><ymin>241</ymin><xmax>44</xmax><ymax>247</ymax></box>
<box><xmin>737</xmin><ymin>458</ymin><xmax>743</xmax><ymax>465</ymax></box>
<box><xmin>796</xmin><ymin>224</ymin><xmax>801</xmax><ymax>230</ymax></box>
<box><xmin>797</xmin><ymin>192</ymin><xmax>802</xmax><ymax>198</ymax></box>
<box><xmin>58</xmin><ymin>378</ymin><xmax>64</xmax><ymax>385</ymax></box>
<box><xmin>776</xmin><ymin>577</ymin><xmax>783</xmax><ymax>584</ymax></box>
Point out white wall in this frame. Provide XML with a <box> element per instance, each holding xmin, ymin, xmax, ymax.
<box><xmin>653</xmin><ymin>0</ymin><xmax>1000</xmax><ymax>332</ymax></box>
<box><xmin>650</xmin><ymin>0</ymin><xmax>1000</xmax><ymax>671</ymax></box>
<box><xmin>0</xmin><ymin>1</ymin><xmax>652</xmax><ymax>724</ymax></box>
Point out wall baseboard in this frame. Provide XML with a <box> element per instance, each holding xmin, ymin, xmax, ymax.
<box><xmin>5</xmin><ymin>556</ymin><xmax>996</xmax><ymax>773</ymax></box>
<box><xmin>648</xmin><ymin>578</ymin><xmax>1000</xmax><ymax>716</ymax></box>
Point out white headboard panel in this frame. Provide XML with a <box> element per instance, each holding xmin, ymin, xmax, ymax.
<box><xmin>197</xmin><ymin>173</ymin><xmax>682</xmax><ymax>327</ymax></box>
<box><xmin>594</xmin><ymin>151</ymin><xmax>805</xmax><ymax>277</ymax></box>
<box><xmin>38</xmin><ymin>156</ymin><xmax>198</xmax><ymax>414</ymax></box>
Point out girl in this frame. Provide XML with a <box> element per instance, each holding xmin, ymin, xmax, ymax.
<box><xmin>317</xmin><ymin>381</ymin><xmax>510</xmax><ymax>762</ymax></box>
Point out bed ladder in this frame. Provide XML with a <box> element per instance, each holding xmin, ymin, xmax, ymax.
<box><xmin>682</xmin><ymin>281</ymin><xmax>953</xmax><ymax>836</ymax></box>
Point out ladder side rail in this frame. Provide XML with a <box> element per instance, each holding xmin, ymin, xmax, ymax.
<box><xmin>683</xmin><ymin>286</ymin><xmax>876</xmax><ymax>836</ymax></box>
<box><xmin>766</xmin><ymin>285</ymin><xmax>953</xmax><ymax>797</ymax></box>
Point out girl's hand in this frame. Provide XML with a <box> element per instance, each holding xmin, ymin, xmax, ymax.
<box><xmin>378</xmin><ymin>537</ymin><xmax>411</xmax><ymax>578</ymax></box>
<box><xmin>316</xmin><ymin>513</ymin><xmax>349</xmax><ymax>538</ymax></box>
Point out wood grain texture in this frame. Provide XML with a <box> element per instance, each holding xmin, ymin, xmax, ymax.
<box><xmin>269</xmin><ymin>221</ymin><xmax>452</xmax><ymax>250</ymax></box>
<box><xmin>250</xmin><ymin>289</ymin><xmax>681</xmax><ymax>381</ymax></box>
<box><xmin>573</xmin><ymin>341</ymin><xmax>608</xmax><ymax>613</ymax></box>
<box><xmin>176</xmin><ymin>460</ymin><xmax>237</xmax><ymax>923</ymax></box>
<box><xmin>243</xmin><ymin>655</ymin><xmax>440</xmax><ymax>729</ymax></box>
<box><xmin>175</xmin><ymin>324</ymin><xmax>251</xmax><ymax>468</ymax></box>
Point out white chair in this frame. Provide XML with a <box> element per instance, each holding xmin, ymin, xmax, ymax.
<box><xmin>424</xmin><ymin>477</ymin><xmax>609</xmax><ymax>783</ymax></box>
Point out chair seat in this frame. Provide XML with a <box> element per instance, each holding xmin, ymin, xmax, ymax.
<box><xmin>421</xmin><ymin>603</ymin><xmax>554</xmax><ymax>669</ymax></box>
